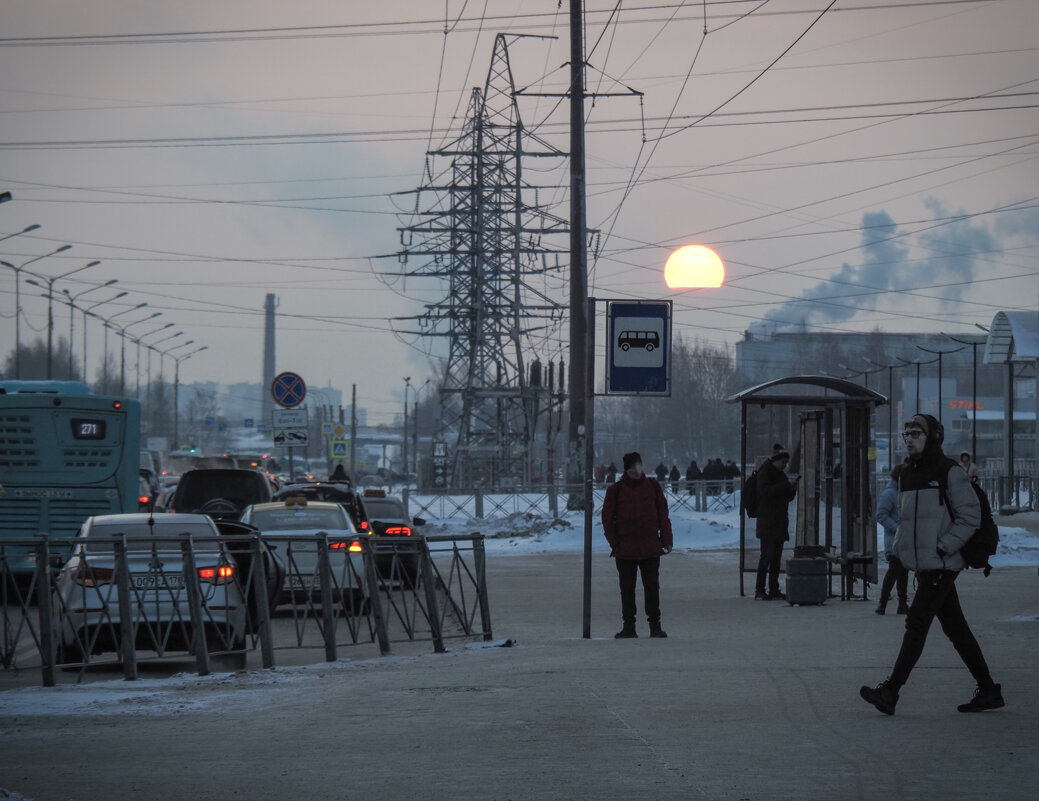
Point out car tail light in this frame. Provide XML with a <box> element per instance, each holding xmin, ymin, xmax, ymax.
<box><xmin>198</xmin><ymin>564</ymin><xmax>235</xmax><ymax>584</ymax></box>
<box><xmin>138</xmin><ymin>495</ymin><xmax>151</xmax><ymax>505</ymax></box>
<box><xmin>329</xmin><ymin>540</ymin><xmax>364</xmax><ymax>553</ymax></box>
<box><xmin>360</xmin><ymin>521</ymin><xmax>369</xmax><ymax>531</ymax></box>
<box><xmin>384</xmin><ymin>526</ymin><xmax>412</xmax><ymax>537</ymax></box>
<box><xmin>70</xmin><ymin>565</ymin><xmax>114</xmax><ymax>586</ymax></box>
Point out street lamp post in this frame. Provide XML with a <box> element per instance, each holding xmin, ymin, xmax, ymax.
<box><xmin>116</xmin><ymin>312</ymin><xmax>162</xmax><ymax>395</ymax></box>
<box><xmin>944</xmin><ymin>332</ymin><xmax>986</xmax><ymax>463</ymax></box>
<box><xmin>63</xmin><ymin>279</ymin><xmax>117</xmax><ymax>378</ymax></box>
<box><xmin>916</xmin><ymin>344</ymin><xmax>964</xmax><ymax>427</ymax></box>
<box><xmin>27</xmin><ymin>259</ymin><xmax>100</xmax><ymax>378</ymax></box>
<box><xmin>0</xmin><ymin>244</ymin><xmax>72</xmax><ymax>378</ymax></box>
<box><xmin>864</xmin><ymin>357</ymin><xmax>898</xmax><ymax>471</ymax></box>
<box><xmin>173</xmin><ymin>346</ymin><xmax>207</xmax><ymax>450</ymax></box>
<box><xmin>82</xmin><ymin>291</ymin><xmax>127</xmax><ymax>386</ymax></box>
<box><xmin>101</xmin><ymin>302</ymin><xmax>147</xmax><ymax>393</ymax></box>
<box><xmin>896</xmin><ymin>356</ymin><xmax>939</xmax><ymax>417</ymax></box>
<box><xmin>135</xmin><ymin>323</ymin><xmax>173</xmax><ymax>401</ymax></box>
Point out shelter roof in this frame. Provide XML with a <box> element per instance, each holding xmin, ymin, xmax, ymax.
<box><xmin>725</xmin><ymin>375</ymin><xmax>887</xmax><ymax>405</ymax></box>
<box><xmin>985</xmin><ymin>311</ymin><xmax>1039</xmax><ymax>363</ymax></box>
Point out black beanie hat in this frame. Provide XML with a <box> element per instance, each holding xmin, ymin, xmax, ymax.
<box><xmin>623</xmin><ymin>452</ymin><xmax>642</xmax><ymax>470</ymax></box>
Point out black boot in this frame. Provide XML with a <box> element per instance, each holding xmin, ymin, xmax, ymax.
<box><xmin>896</xmin><ymin>599</ymin><xmax>909</xmax><ymax>615</ymax></box>
<box><xmin>859</xmin><ymin>680</ymin><xmax>899</xmax><ymax>715</ymax></box>
<box><xmin>614</xmin><ymin>623</ymin><xmax>637</xmax><ymax>639</ymax></box>
<box><xmin>875</xmin><ymin>597</ymin><xmax>888</xmax><ymax>615</ymax></box>
<box><xmin>957</xmin><ymin>683</ymin><xmax>1004</xmax><ymax>713</ymax></box>
<box><xmin>649</xmin><ymin>623</ymin><xmax>668</xmax><ymax>639</ymax></box>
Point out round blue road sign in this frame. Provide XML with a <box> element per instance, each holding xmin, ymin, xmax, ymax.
<box><xmin>271</xmin><ymin>371</ymin><xmax>306</xmax><ymax>408</ymax></box>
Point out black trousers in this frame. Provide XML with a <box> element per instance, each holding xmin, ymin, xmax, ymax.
<box><xmin>755</xmin><ymin>538</ymin><xmax>784</xmax><ymax>595</ymax></box>
<box><xmin>615</xmin><ymin>557</ymin><xmax>661</xmax><ymax>625</ymax></box>
<box><xmin>878</xmin><ymin>556</ymin><xmax>909</xmax><ymax>605</ymax></box>
<box><xmin>890</xmin><ymin>570</ymin><xmax>994</xmax><ymax>689</ymax></box>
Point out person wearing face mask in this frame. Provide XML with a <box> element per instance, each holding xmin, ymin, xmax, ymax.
<box><xmin>601</xmin><ymin>452</ymin><xmax>674</xmax><ymax>639</ymax></box>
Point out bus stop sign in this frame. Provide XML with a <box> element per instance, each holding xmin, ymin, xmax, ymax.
<box><xmin>271</xmin><ymin>372</ymin><xmax>306</xmax><ymax>408</ymax></box>
<box><xmin>606</xmin><ymin>300</ymin><xmax>672</xmax><ymax>395</ymax></box>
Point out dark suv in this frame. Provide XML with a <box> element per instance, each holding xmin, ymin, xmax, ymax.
<box><xmin>168</xmin><ymin>468</ymin><xmax>275</xmax><ymax>522</ymax></box>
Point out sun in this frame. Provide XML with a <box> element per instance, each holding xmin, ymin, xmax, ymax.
<box><xmin>664</xmin><ymin>245</ymin><xmax>725</xmax><ymax>289</ymax></box>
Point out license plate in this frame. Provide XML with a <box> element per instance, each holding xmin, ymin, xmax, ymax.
<box><xmin>286</xmin><ymin>574</ymin><xmax>311</xmax><ymax>589</ymax></box>
<box><xmin>132</xmin><ymin>573</ymin><xmax>184</xmax><ymax>590</ymax></box>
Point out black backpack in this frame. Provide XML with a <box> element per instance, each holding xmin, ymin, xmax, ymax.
<box><xmin>939</xmin><ymin>462</ymin><xmax>999</xmax><ymax>577</ymax></box>
<box><xmin>742</xmin><ymin>469</ymin><xmax>759</xmax><ymax>518</ymax></box>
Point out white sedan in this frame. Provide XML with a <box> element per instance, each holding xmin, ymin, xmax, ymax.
<box><xmin>53</xmin><ymin>513</ymin><xmax>247</xmax><ymax>664</ymax></box>
<box><xmin>239</xmin><ymin>499</ymin><xmax>369</xmax><ymax>614</ymax></box>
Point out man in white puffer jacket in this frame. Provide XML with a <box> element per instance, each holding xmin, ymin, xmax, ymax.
<box><xmin>860</xmin><ymin>413</ymin><xmax>1004</xmax><ymax>716</ymax></box>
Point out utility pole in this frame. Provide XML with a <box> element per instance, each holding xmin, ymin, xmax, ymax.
<box><xmin>567</xmin><ymin>0</ymin><xmax>589</xmax><ymax>511</ymax></box>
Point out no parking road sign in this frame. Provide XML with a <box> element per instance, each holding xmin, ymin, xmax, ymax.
<box><xmin>271</xmin><ymin>371</ymin><xmax>307</xmax><ymax>408</ymax></box>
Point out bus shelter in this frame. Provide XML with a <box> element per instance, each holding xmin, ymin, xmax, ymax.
<box><xmin>726</xmin><ymin>376</ymin><xmax>887</xmax><ymax>600</ymax></box>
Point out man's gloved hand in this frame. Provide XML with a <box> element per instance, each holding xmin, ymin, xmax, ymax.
<box><xmin>662</xmin><ymin>545</ymin><xmax>673</xmax><ymax>554</ymax></box>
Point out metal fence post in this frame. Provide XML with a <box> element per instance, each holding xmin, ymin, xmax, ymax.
<box><xmin>250</xmin><ymin>535</ymin><xmax>274</xmax><ymax>669</ymax></box>
<box><xmin>316</xmin><ymin>533</ymin><xmax>337</xmax><ymax>662</ymax></box>
<box><xmin>475</xmin><ymin>489</ymin><xmax>484</xmax><ymax>520</ymax></box>
<box><xmin>362</xmin><ymin>542</ymin><xmax>391</xmax><ymax>655</ymax></box>
<box><xmin>472</xmin><ymin>535</ymin><xmax>493</xmax><ymax>641</ymax></box>
<box><xmin>35</xmin><ymin>536</ymin><xmax>55</xmax><ymax>687</ymax></box>
<box><xmin>419</xmin><ymin>540</ymin><xmax>445</xmax><ymax>653</ymax></box>
<box><xmin>114</xmin><ymin>538</ymin><xmax>138</xmax><ymax>681</ymax></box>
<box><xmin>179</xmin><ymin>535</ymin><xmax>210</xmax><ymax>677</ymax></box>
<box><xmin>549</xmin><ymin>485</ymin><xmax>558</xmax><ymax>518</ymax></box>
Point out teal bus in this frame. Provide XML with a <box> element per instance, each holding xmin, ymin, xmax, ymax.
<box><xmin>0</xmin><ymin>381</ymin><xmax>140</xmax><ymax>579</ymax></box>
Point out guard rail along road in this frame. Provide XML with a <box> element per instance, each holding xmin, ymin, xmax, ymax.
<box><xmin>1</xmin><ymin>531</ymin><xmax>492</xmax><ymax>687</ymax></box>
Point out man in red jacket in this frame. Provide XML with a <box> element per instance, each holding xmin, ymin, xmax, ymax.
<box><xmin>601</xmin><ymin>451</ymin><xmax>674</xmax><ymax>639</ymax></box>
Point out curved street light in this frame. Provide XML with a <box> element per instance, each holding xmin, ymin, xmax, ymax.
<box><xmin>28</xmin><ymin>259</ymin><xmax>101</xmax><ymax>378</ymax></box>
<box><xmin>115</xmin><ymin>312</ymin><xmax>162</xmax><ymax>395</ymax></box>
<box><xmin>81</xmin><ymin>291</ymin><xmax>127</xmax><ymax>385</ymax></box>
<box><xmin>173</xmin><ymin>345</ymin><xmax>208</xmax><ymax>449</ymax></box>
<box><xmin>100</xmin><ymin>302</ymin><xmax>147</xmax><ymax>392</ymax></box>
<box><xmin>0</xmin><ymin>244</ymin><xmax>72</xmax><ymax>378</ymax></box>
<box><xmin>0</xmin><ymin>223</ymin><xmax>41</xmax><ymax>246</ymax></box>
<box><xmin>62</xmin><ymin>278</ymin><xmax>117</xmax><ymax>378</ymax></box>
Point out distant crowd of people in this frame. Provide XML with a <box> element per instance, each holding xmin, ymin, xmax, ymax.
<box><xmin>593</xmin><ymin>457</ymin><xmax>741</xmax><ymax>494</ymax></box>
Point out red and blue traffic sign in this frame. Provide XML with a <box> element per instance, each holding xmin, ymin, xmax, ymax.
<box><xmin>271</xmin><ymin>371</ymin><xmax>307</xmax><ymax>408</ymax></box>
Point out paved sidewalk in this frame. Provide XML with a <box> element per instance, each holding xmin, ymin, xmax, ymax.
<box><xmin>1</xmin><ymin>550</ymin><xmax>1037</xmax><ymax>801</ymax></box>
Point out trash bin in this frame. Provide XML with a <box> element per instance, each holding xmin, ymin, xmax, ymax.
<box><xmin>785</xmin><ymin>557</ymin><xmax>827</xmax><ymax>605</ymax></box>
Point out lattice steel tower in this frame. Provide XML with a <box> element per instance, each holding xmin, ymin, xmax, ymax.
<box><xmin>396</xmin><ymin>34</ymin><xmax>568</xmax><ymax>487</ymax></box>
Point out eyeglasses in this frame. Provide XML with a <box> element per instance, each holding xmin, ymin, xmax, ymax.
<box><xmin>902</xmin><ymin>430</ymin><xmax>926</xmax><ymax>440</ymax></box>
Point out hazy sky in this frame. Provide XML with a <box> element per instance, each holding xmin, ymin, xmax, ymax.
<box><xmin>1</xmin><ymin>1</ymin><xmax>1036</xmax><ymax>423</ymax></box>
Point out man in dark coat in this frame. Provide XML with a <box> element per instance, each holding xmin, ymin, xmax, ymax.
<box><xmin>601</xmin><ymin>451</ymin><xmax>674</xmax><ymax>638</ymax></box>
<box><xmin>685</xmin><ymin>460</ymin><xmax>701</xmax><ymax>495</ymax></box>
<box><xmin>654</xmin><ymin>462</ymin><xmax>668</xmax><ymax>482</ymax></box>
<box><xmin>754</xmin><ymin>447</ymin><xmax>798</xmax><ymax>600</ymax></box>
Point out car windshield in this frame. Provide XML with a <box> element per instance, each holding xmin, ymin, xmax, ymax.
<box><xmin>363</xmin><ymin>499</ymin><xmax>405</xmax><ymax>520</ymax></box>
<box><xmin>249</xmin><ymin>507</ymin><xmax>351</xmax><ymax>532</ymax></box>
<box><xmin>83</xmin><ymin>520</ymin><xmax>220</xmax><ymax>553</ymax></box>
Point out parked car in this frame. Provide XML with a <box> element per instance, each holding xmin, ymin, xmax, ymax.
<box><xmin>52</xmin><ymin>513</ymin><xmax>247</xmax><ymax>664</ymax></box>
<box><xmin>273</xmin><ymin>481</ymin><xmax>369</xmax><ymax>533</ymax></box>
<box><xmin>361</xmin><ymin>489</ymin><xmax>425</xmax><ymax>580</ymax></box>
<box><xmin>239</xmin><ymin>499</ymin><xmax>368</xmax><ymax>613</ymax></box>
<box><xmin>167</xmin><ymin>468</ymin><xmax>275</xmax><ymax>522</ymax></box>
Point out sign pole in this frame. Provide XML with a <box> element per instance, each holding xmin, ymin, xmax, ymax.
<box><xmin>582</xmin><ymin>297</ymin><xmax>596</xmax><ymax>638</ymax></box>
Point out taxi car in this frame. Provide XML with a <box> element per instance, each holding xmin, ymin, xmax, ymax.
<box><xmin>239</xmin><ymin>499</ymin><xmax>368</xmax><ymax>614</ymax></box>
<box><xmin>53</xmin><ymin>513</ymin><xmax>247</xmax><ymax>662</ymax></box>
